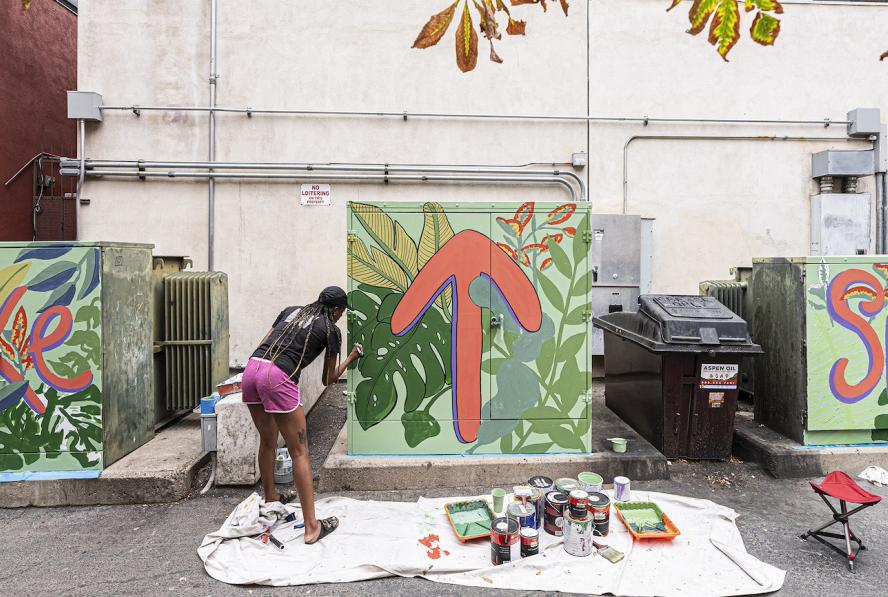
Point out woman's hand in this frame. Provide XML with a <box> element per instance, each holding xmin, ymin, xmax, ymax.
<box><xmin>348</xmin><ymin>343</ymin><xmax>364</xmax><ymax>362</ymax></box>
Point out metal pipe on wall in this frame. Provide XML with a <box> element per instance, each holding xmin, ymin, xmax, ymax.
<box><xmin>622</xmin><ymin>134</ymin><xmax>870</xmax><ymax>214</ymax></box>
<box><xmin>208</xmin><ymin>0</ymin><xmax>218</xmax><ymax>270</ymax></box>
<box><xmin>62</xmin><ymin>169</ymin><xmax>579</xmax><ymax>201</ymax></box>
<box><xmin>76</xmin><ymin>119</ymin><xmax>85</xmax><ymax>240</ymax></box>
<box><xmin>876</xmin><ymin>172</ymin><xmax>884</xmax><ymax>253</ymax></box>
<box><xmin>882</xmin><ymin>171</ymin><xmax>888</xmax><ymax>252</ymax></box>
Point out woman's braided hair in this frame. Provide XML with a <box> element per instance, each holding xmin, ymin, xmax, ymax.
<box><xmin>259</xmin><ymin>300</ymin><xmax>340</xmax><ymax>385</ymax></box>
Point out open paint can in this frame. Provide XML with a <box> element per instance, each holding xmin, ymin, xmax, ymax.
<box><xmin>587</xmin><ymin>491</ymin><xmax>611</xmax><ymax>536</ymax></box>
<box><xmin>507</xmin><ymin>502</ymin><xmax>537</xmax><ymax>530</ymax></box>
<box><xmin>563</xmin><ymin>512</ymin><xmax>594</xmax><ymax>557</ymax></box>
<box><xmin>555</xmin><ymin>478</ymin><xmax>579</xmax><ymax>493</ymax></box>
<box><xmin>490</xmin><ymin>517</ymin><xmax>520</xmax><ymax>565</ymax></box>
<box><xmin>520</xmin><ymin>527</ymin><xmax>539</xmax><ymax>558</ymax></box>
<box><xmin>577</xmin><ymin>471</ymin><xmax>603</xmax><ymax>494</ymax></box>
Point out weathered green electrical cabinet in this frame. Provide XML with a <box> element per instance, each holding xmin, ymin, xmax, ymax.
<box><xmin>346</xmin><ymin>201</ymin><xmax>592</xmax><ymax>455</ymax></box>
<box><xmin>0</xmin><ymin>242</ymin><xmax>154</xmax><ymax>480</ymax></box>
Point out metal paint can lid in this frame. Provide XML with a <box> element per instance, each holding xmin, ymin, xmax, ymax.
<box><xmin>493</xmin><ymin>516</ymin><xmax>519</xmax><ymax>535</ymax></box>
<box><xmin>546</xmin><ymin>491</ymin><xmax>569</xmax><ymax>506</ymax></box>
<box><xmin>520</xmin><ymin>527</ymin><xmax>539</xmax><ymax>539</ymax></box>
<box><xmin>555</xmin><ymin>478</ymin><xmax>580</xmax><ymax>492</ymax></box>
<box><xmin>587</xmin><ymin>491</ymin><xmax>610</xmax><ymax>508</ymax></box>
<box><xmin>528</xmin><ymin>475</ymin><xmax>554</xmax><ymax>489</ymax></box>
<box><xmin>508</xmin><ymin>502</ymin><xmax>534</xmax><ymax>518</ymax></box>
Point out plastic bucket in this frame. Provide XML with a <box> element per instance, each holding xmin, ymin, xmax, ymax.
<box><xmin>274</xmin><ymin>448</ymin><xmax>293</xmax><ymax>484</ymax></box>
<box><xmin>607</xmin><ymin>438</ymin><xmax>628</xmax><ymax>453</ymax></box>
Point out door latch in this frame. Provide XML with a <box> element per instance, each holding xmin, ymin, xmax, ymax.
<box><xmin>490</xmin><ymin>313</ymin><xmax>504</xmax><ymax>329</ymax></box>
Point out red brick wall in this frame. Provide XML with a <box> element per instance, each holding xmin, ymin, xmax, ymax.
<box><xmin>0</xmin><ymin>1</ymin><xmax>77</xmax><ymax>241</ymax></box>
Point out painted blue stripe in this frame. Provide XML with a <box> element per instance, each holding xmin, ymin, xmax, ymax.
<box><xmin>0</xmin><ymin>470</ymin><xmax>101</xmax><ymax>482</ymax></box>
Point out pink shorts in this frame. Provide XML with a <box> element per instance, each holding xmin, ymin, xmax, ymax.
<box><xmin>241</xmin><ymin>358</ymin><xmax>303</xmax><ymax>413</ymax></box>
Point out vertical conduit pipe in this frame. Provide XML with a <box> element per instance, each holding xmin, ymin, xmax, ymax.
<box><xmin>208</xmin><ymin>0</ymin><xmax>218</xmax><ymax>270</ymax></box>
<box><xmin>876</xmin><ymin>172</ymin><xmax>884</xmax><ymax>253</ymax></box>
<box><xmin>77</xmin><ymin>119</ymin><xmax>85</xmax><ymax>240</ymax></box>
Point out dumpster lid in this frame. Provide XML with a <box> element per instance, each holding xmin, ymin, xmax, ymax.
<box><xmin>593</xmin><ymin>294</ymin><xmax>762</xmax><ymax>353</ymax></box>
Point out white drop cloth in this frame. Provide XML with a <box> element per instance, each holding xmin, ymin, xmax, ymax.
<box><xmin>198</xmin><ymin>490</ymin><xmax>785</xmax><ymax>596</ymax></box>
<box><xmin>859</xmin><ymin>465</ymin><xmax>888</xmax><ymax>487</ymax></box>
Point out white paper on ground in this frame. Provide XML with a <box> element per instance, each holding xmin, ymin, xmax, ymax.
<box><xmin>859</xmin><ymin>465</ymin><xmax>888</xmax><ymax>487</ymax></box>
<box><xmin>198</xmin><ymin>490</ymin><xmax>785</xmax><ymax>596</ymax></box>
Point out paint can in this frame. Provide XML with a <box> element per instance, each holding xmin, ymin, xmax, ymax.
<box><xmin>528</xmin><ymin>475</ymin><xmax>554</xmax><ymax>495</ymax></box>
<box><xmin>490</xmin><ymin>517</ymin><xmax>520</xmax><ymax>566</ymax></box>
<box><xmin>555</xmin><ymin>478</ymin><xmax>579</xmax><ymax>493</ymax></box>
<box><xmin>507</xmin><ymin>501</ymin><xmax>537</xmax><ymax>530</ymax></box>
<box><xmin>520</xmin><ymin>527</ymin><xmax>539</xmax><ymax>558</ymax></box>
<box><xmin>614</xmin><ymin>476</ymin><xmax>631</xmax><ymax>502</ymax></box>
<box><xmin>587</xmin><ymin>491</ymin><xmax>611</xmax><ymax>537</ymax></box>
<box><xmin>526</xmin><ymin>487</ymin><xmax>543</xmax><ymax>528</ymax></box>
<box><xmin>274</xmin><ymin>448</ymin><xmax>292</xmax><ymax>484</ymax></box>
<box><xmin>577</xmin><ymin>471</ymin><xmax>603</xmax><ymax>494</ymax></box>
<box><xmin>513</xmin><ymin>485</ymin><xmax>533</xmax><ymax>502</ymax></box>
<box><xmin>563</xmin><ymin>512</ymin><xmax>594</xmax><ymax>557</ymax></box>
<box><xmin>568</xmin><ymin>489</ymin><xmax>589</xmax><ymax>519</ymax></box>
<box><xmin>543</xmin><ymin>491</ymin><xmax>568</xmax><ymax>536</ymax></box>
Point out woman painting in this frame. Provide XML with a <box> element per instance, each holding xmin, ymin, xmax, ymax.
<box><xmin>242</xmin><ymin>285</ymin><xmax>362</xmax><ymax>544</ymax></box>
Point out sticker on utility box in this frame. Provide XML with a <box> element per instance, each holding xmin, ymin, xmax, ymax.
<box><xmin>300</xmin><ymin>184</ymin><xmax>332</xmax><ymax>206</ymax></box>
<box><xmin>700</xmin><ymin>364</ymin><xmax>738</xmax><ymax>390</ymax></box>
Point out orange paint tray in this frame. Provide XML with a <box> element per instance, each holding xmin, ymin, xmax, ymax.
<box><xmin>444</xmin><ymin>500</ymin><xmax>496</xmax><ymax>542</ymax></box>
<box><xmin>614</xmin><ymin>501</ymin><xmax>681</xmax><ymax>541</ymax></box>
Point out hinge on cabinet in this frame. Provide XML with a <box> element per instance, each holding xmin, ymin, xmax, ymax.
<box><xmin>801</xmin><ymin>410</ymin><xmax>808</xmax><ymax>427</ymax></box>
<box><xmin>582</xmin><ymin>309</ymin><xmax>592</xmax><ymax>323</ymax></box>
<box><xmin>582</xmin><ymin>229</ymin><xmax>593</xmax><ymax>244</ymax></box>
<box><xmin>345</xmin><ymin>391</ymin><xmax>356</xmax><ymax>405</ymax></box>
<box><xmin>581</xmin><ymin>391</ymin><xmax>592</xmax><ymax>405</ymax></box>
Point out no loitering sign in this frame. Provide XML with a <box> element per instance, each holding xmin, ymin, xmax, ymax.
<box><xmin>300</xmin><ymin>184</ymin><xmax>332</xmax><ymax>206</ymax></box>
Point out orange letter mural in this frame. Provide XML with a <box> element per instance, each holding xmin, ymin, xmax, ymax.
<box><xmin>390</xmin><ymin>230</ymin><xmax>541</xmax><ymax>443</ymax></box>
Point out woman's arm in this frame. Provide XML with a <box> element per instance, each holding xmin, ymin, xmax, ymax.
<box><xmin>322</xmin><ymin>343</ymin><xmax>363</xmax><ymax>386</ymax></box>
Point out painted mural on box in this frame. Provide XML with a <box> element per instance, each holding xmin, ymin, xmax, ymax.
<box><xmin>347</xmin><ymin>201</ymin><xmax>590</xmax><ymax>455</ymax></box>
<box><xmin>0</xmin><ymin>246</ymin><xmax>103</xmax><ymax>473</ymax></box>
<box><xmin>806</xmin><ymin>261</ymin><xmax>888</xmax><ymax>443</ymax></box>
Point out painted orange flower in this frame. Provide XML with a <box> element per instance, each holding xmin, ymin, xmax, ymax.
<box><xmin>540</xmin><ymin>258</ymin><xmax>554</xmax><ymax>270</ymax></box>
<box><xmin>876</xmin><ymin>263</ymin><xmax>888</xmax><ymax>278</ymax></box>
<box><xmin>496</xmin><ymin>202</ymin><xmax>535</xmax><ymax>236</ymax></box>
<box><xmin>841</xmin><ymin>286</ymin><xmax>877</xmax><ymax>301</ymax></box>
<box><xmin>496</xmin><ymin>242</ymin><xmax>518</xmax><ymax>261</ymax></box>
<box><xmin>542</xmin><ymin>233</ymin><xmax>564</xmax><ymax>246</ymax></box>
<box><xmin>564</xmin><ymin>227</ymin><xmax>577</xmax><ymax>237</ymax></box>
<box><xmin>546</xmin><ymin>203</ymin><xmax>576</xmax><ymax>225</ymax></box>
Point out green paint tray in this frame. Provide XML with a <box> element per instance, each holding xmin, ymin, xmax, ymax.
<box><xmin>444</xmin><ymin>500</ymin><xmax>496</xmax><ymax>542</ymax></box>
<box><xmin>614</xmin><ymin>501</ymin><xmax>681</xmax><ymax>541</ymax></box>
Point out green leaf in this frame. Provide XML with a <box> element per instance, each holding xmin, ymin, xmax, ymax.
<box><xmin>546</xmin><ymin>236</ymin><xmax>572</xmax><ymax>278</ymax></box>
<box><xmin>482</xmin><ymin>357</ymin><xmax>507</xmax><ymax>375</ymax></box>
<box><xmin>517</xmin><ymin>442</ymin><xmax>555</xmax><ymax>454</ymax></box>
<box><xmin>0</xmin><ymin>382</ymin><xmax>29</xmax><ymax>413</ymax></box>
<box><xmin>78</xmin><ymin>248</ymin><xmax>100</xmax><ymax>300</ymax></box>
<box><xmin>67</xmin><ymin>330</ymin><xmax>101</xmax><ymax>368</ymax></box>
<box><xmin>564</xmin><ymin>303</ymin><xmax>588</xmax><ymax>326</ymax></box>
<box><xmin>547</xmin><ymin>423</ymin><xmax>585</xmax><ymax>451</ymax></box>
<box><xmin>26</xmin><ymin>261</ymin><xmax>78</xmax><ymax>292</ymax></box>
<box><xmin>491</xmin><ymin>360</ymin><xmax>541</xmax><ymax>419</ymax></box>
<box><xmin>572</xmin><ymin>211</ymin><xmax>589</xmax><ymax>265</ymax></box>
<box><xmin>76</xmin><ymin>305</ymin><xmax>101</xmax><ymax>329</ymax></box>
<box><xmin>874</xmin><ymin>414</ymin><xmax>888</xmax><ymax>429</ymax></box>
<box><xmin>39</xmin><ymin>282</ymin><xmax>76</xmax><ymax>313</ymax></box>
<box><xmin>511</xmin><ymin>314</ymin><xmax>555</xmax><ymax>362</ymax></box>
<box><xmin>418</xmin><ymin>202</ymin><xmax>455</xmax><ymax>314</ymax></box>
<box><xmin>499</xmin><ymin>433</ymin><xmax>513</xmax><ymax>453</ymax></box>
<box><xmin>401</xmin><ymin>410</ymin><xmax>441</xmax><ymax>448</ymax></box>
<box><xmin>536</xmin><ymin>338</ymin><xmax>556</xmax><ymax>380</ymax></box>
<box><xmin>60</xmin><ymin>352</ymin><xmax>92</xmax><ymax>376</ymax></box>
<box><xmin>873</xmin><ymin>429</ymin><xmax>888</xmax><ymax>442</ymax></box>
<box><xmin>347</xmin><ymin>234</ymin><xmax>410</xmax><ymax>293</ymax></box>
<box><xmin>571</xmin><ymin>270</ymin><xmax>593</xmax><ymax>297</ymax></box>
<box><xmin>351</xmin><ymin>203</ymin><xmax>418</xmax><ymax>277</ymax></box>
<box><xmin>523</xmin><ymin>405</ymin><xmax>563</xmax><ymax>419</ymax></box>
<box><xmin>554</xmin><ymin>356</ymin><xmax>584</xmax><ymax>414</ymax></box>
<box><xmin>749</xmin><ymin>11</ymin><xmax>780</xmax><ymax>46</ymax></box>
<box><xmin>467</xmin><ymin>419</ymin><xmax>519</xmax><ymax>453</ymax></box>
<box><xmin>558</xmin><ymin>333</ymin><xmax>585</xmax><ymax>363</ymax></box>
<box><xmin>537</xmin><ymin>274</ymin><xmax>564</xmax><ymax>311</ymax></box>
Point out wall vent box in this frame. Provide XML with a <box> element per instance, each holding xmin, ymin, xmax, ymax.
<box><xmin>847</xmin><ymin>108</ymin><xmax>881</xmax><ymax>138</ymax></box>
<box><xmin>811</xmin><ymin>150</ymin><xmax>874</xmax><ymax>178</ymax></box>
<box><xmin>752</xmin><ymin>257</ymin><xmax>888</xmax><ymax>446</ymax></box>
<box><xmin>810</xmin><ymin>193</ymin><xmax>871</xmax><ymax>256</ymax></box>
<box><xmin>67</xmin><ymin>91</ymin><xmax>103</xmax><ymax>122</ymax></box>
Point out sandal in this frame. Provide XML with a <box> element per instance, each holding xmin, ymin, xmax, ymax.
<box><xmin>277</xmin><ymin>489</ymin><xmax>299</xmax><ymax>504</ymax></box>
<box><xmin>305</xmin><ymin>516</ymin><xmax>339</xmax><ymax>544</ymax></box>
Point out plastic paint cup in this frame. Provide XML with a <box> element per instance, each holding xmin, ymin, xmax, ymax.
<box><xmin>492</xmin><ymin>488</ymin><xmax>506</xmax><ymax>513</ymax></box>
<box><xmin>608</xmin><ymin>438</ymin><xmax>628</xmax><ymax>453</ymax></box>
<box><xmin>577</xmin><ymin>472</ymin><xmax>604</xmax><ymax>493</ymax></box>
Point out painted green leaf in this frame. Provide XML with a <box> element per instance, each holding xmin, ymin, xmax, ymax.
<box><xmin>60</xmin><ymin>352</ymin><xmax>92</xmax><ymax>376</ymax></box>
<box><xmin>518</xmin><ymin>442</ymin><xmax>555</xmax><ymax>454</ymax></box>
<box><xmin>482</xmin><ymin>357</ymin><xmax>507</xmax><ymax>375</ymax></box>
<box><xmin>468</xmin><ymin>419</ymin><xmax>519</xmax><ymax>453</ymax></box>
<box><xmin>878</xmin><ymin>389</ymin><xmax>888</xmax><ymax>406</ymax></box>
<box><xmin>67</xmin><ymin>330</ymin><xmax>101</xmax><ymax>368</ymax></box>
<box><xmin>491</xmin><ymin>360</ymin><xmax>541</xmax><ymax>419</ymax></box>
<box><xmin>572</xmin><ymin>270</ymin><xmax>593</xmax><ymax>297</ymax></box>
<box><xmin>873</xmin><ymin>428</ymin><xmax>888</xmax><ymax>442</ymax></box>
<box><xmin>419</xmin><ymin>202</ymin><xmax>455</xmax><ymax>314</ymax></box>
<box><xmin>537</xmin><ymin>274</ymin><xmax>564</xmax><ymax>311</ymax></box>
<box><xmin>39</xmin><ymin>282</ymin><xmax>76</xmax><ymax>313</ymax></box>
<box><xmin>499</xmin><ymin>433</ymin><xmax>513</xmax><ymax>453</ymax></box>
<box><xmin>537</xmin><ymin>338</ymin><xmax>556</xmax><ymax>380</ymax></box>
<box><xmin>523</xmin><ymin>405</ymin><xmax>563</xmax><ymax>419</ymax></box>
<box><xmin>511</xmin><ymin>314</ymin><xmax>555</xmax><ymax>362</ymax></box>
<box><xmin>547</xmin><ymin>422</ymin><xmax>585</xmax><ymax>451</ymax></box>
<box><xmin>347</xmin><ymin>234</ymin><xmax>410</xmax><ymax>293</ymax></box>
<box><xmin>559</xmin><ymin>333</ymin><xmax>585</xmax><ymax>362</ymax></box>
<box><xmin>572</xmin><ymin>212</ymin><xmax>589</xmax><ymax>265</ymax></box>
<box><xmin>76</xmin><ymin>305</ymin><xmax>101</xmax><ymax>329</ymax></box>
<box><xmin>27</xmin><ymin>261</ymin><xmax>78</xmax><ymax>292</ymax></box>
<box><xmin>564</xmin><ymin>303</ymin><xmax>588</xmax><ymax>325</ymax></box>
<box><xmin>401</xmin><ymin>410</ymin><xmax>442</xmax><ymax>447</ymax></box>
<box><xmin>874</xmin><ymin>414</ymin><xmax>888</xmax><ymax>429</ymax></box>
<box><xmin>351</xmin><ymin>284</ymin><xmax>451</xmax><ymax>431</ymax></box>
<box><xmin>0</xmin><ymin>262</ymin><xmax>31</xmax><ymax>298</ymax></box>
<box><xmin>78</xmin><ymin>248</ymin><xmax>100</xmax><ymax>299</ymax></box>
<box><xmin>554</xmin><ymin>356</ymin><xmax>584</xmax><ymax>414</ymax></box>
<box><xmin>352</xmin><ymin>203</ymin><xmax>418</xmax><ymax>277</ymax></box>
<box><xmin>0</xmin><ymin>382</ymin><xmax>28</xmax><ymax>414</ymax></box>
<box><xmin>546</xmin><ymin>237</ymin><xmax>572</xmax><ymax>278</ymax></box>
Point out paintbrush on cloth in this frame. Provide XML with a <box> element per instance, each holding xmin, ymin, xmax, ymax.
<box><xmin>592</xmin><ymin>541</ymin><xmax>624</xmax><ymax>564</ymax></box>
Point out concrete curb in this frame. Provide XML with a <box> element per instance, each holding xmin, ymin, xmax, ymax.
<box><xmin>1</xmin><ymin>415</ymin><xmax>208</xmax><ymax>507</ymax></box>
<box><xmin>733</xmin><ymin>412</ymin><xmax>888</xmax><ymax>479</ymax></box>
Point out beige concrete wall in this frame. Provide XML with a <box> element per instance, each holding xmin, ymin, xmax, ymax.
<box><xmin>78</xmin><ymin>0</ymin><xmax>888</xmax><ymax>363</ymax></box>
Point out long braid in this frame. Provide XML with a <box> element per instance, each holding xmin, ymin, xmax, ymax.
<box><xmin>260</xmin><ymin>301</ymin><xmax>339</xmax><ymax>387</ymax></box>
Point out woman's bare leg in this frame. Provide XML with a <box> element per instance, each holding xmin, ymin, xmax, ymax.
<box><xmin>247</xmin><ymin>404</ymin><xmax>280</xmax><ymax>502</ymax></box>
<box><xmin>272</xmin><ymin>407</ymin><xmax>320</xmax><ymax>543</ymax></box>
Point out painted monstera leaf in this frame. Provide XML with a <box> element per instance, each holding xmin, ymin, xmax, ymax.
<box><xmin>350</xmin><ymin>285</ymin><xmax>451</xmax><ymax>444</ymax></box>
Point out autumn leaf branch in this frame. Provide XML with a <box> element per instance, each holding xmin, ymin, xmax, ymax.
<box><xmin>668</xmin><ymin>0</ymin><xmax>783</xmax><ymax>61</ymax></box>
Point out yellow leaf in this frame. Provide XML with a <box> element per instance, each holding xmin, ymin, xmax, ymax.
<box><xmin>749</xmin><ymin>11</ymin><xmax>780</xmax><ymax>46</ymax></box>
<box><xmin>413</xmin><ymin>1</ymin><xmax>459</xmax><ymax>49</ymax></box>
<box><xmin>708</xmin><ymin>0</ymin><xmax>741</xmax><ymax>61</ymax></box>
<box><xmin>687</xmin><ymin>0</ymin><xmax>717</xmax><ymax>36</ymax></box>
<box><xmin>351</xmin><ymin>203</ymin><xmax>418</xmax><ymax>277</ymax></box>
<box><xmin>347</xmin><ymin>234</ymin><xmax>410</xmax><ymax>293</ymax></box>
<box><xmin>418</xmin><ymin>203</ymin><xmax>456</xmax><ymax>315</ymax></box>
<box><xmin>0</xmin><ymin>262</ymin><xmax>30</xmax><ymax>298</ymax></box>
<box><xmin>455</xmin><ymin>2</ymin><xmax>479</xmax><ymax>73</ymax></box>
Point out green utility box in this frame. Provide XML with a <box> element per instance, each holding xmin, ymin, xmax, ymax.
<box><xmin>346</xmin><ymin>201</ymin><xmax>592</xmax><ymax>455</ymax></box>
<box><xmin>0</xmin><ymin>242</ymin><xmax>154</xmax><ymax>480</ymax></box>
<box><xmin>752</xmin><ymin>257</ymin><xmax>888</xmax><ymax>445</ymax></box>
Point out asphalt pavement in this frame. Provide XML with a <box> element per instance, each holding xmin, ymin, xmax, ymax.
<box><xmin>1</xmin><ymin>386</ymin><xmax>886</xmax><ymax>597</ymax></box>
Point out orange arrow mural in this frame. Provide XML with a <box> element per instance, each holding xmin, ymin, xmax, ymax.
<box><xmin>390</xmin><ymin>230</ymin><xmax>542</xmax><ymax>443</ymax></box>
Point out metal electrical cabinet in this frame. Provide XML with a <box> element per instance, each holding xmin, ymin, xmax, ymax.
<box><xmin>752</xmin><ymin>257</ymin><xmax>888</xmax><ymax>445</ymax></box>
<box><xmin>346</xmin><ymin>201</ymin><xmax>592</xmax><ymax>456</ymax></box>
<box><xmin>0</xmin><ymin>242</ymin><xmax>154</xmax><ymax>479</ymax></box>
<box><xmin>589</xmin><ymin>214</ymin><xmax>653</xmax><ymax>356</ymax></box>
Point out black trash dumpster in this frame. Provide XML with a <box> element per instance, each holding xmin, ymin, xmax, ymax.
<box><xmin>593</xmin><ymin>295</ymin><xmax>762</xmax><ymax>460</ymax></box>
